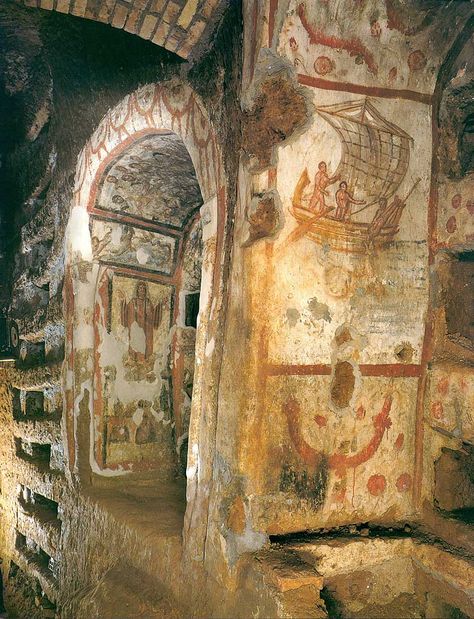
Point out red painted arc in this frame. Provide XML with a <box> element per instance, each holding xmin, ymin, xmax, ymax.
<box><xmin>297</xmin><ymin>3</ymin><xmax>378</xmax><ymax>75</ymax></box>
<box><xmin>283</xmin><ymin>395</ymin><xmax>393</xmax><ymax>476</ymax></box>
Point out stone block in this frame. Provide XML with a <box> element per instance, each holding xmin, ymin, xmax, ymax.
<box><xmin>97</xmin><ymin>0</ymin><xmax>118</xmax><ymax>23</ymax></box>
<box><xmin>71</xmin><ymin>0</ymin><xmax>87</xmax><ymax>17</ymax></box>
<box><xmin>162</xmin><ymin>1</ymin><xmax>181</xmax><ymax>25</ymax></box>
<box><xmin>177</xmin><ymin>0</ymin><xmax>199</xmax><ymax>29</ymax></box>
<box><xmin>112</xmin><ymin>3</ymin><xmax>129</xmax><ymax>28</ymax></box>
<box><xmin>55</xmin><ymin>0</ymin><xmax>72</xmax><ymax>13</ymax></box>
<box><xmin>256</xmin><ymin>549</ymin><xmax>324</xmax><ymax>593</ymax></box>
<box><xmin>124</xmin><ymin>9</ymin><xmax>143</xmax><ymax>34</ymax></box>
<box><xmin>152</xmin><ymin>20</ymin><xmax>170</xmax><ymax>46</ymax></box>
<box><xmin>150</xmin><ymin>0</ymin><xmax>166</xmax><ymax>13</ymax></box>
<box><xmin>140</xmin><ymin>14</ymin><xmax>158</xmax><ymax>39</ymax></box>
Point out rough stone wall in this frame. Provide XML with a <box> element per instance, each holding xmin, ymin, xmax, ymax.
<box><xmin>17</xmin><ymin>0</ymin><xmax>227</xmax><ymax>60</ymax></box>
<box><xmin>0</xmin><ymin>1</ymin><xmax>242</xmax><ymax>616</ymax></box>
<box><xmin>423</xmin><ymin>26</ymin><xmax>474</xmax><ymax>520</ymax></box>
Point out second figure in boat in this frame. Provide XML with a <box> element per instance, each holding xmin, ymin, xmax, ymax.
<box><xmin>334</xmin><ymin>181</ymin><xmax>366</xmax><ymax>221</ymax></box>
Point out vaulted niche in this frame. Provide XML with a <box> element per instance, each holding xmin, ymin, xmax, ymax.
<box><xmin>90</xmin><ymin>132</ymin><xmax>203</xmax><ymax>478</ymax></box>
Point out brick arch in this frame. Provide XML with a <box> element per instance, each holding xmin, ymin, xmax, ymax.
<box><xmin>64</xmin><ymin>80</ymin><xmax>226</xmax><ymax>495</ymax></box>
<box><xmin>22</xmin><ymin>0</ymin><xmax>224</xmax><ymax>59</ymax></box>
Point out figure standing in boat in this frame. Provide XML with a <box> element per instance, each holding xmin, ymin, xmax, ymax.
<box><xmin>290</xmin><ymin>98</ymin><xmax>418</xmax><ymax>254</ymax></box>
<box><xmin>309</xmin><ymin>161</ymin><xmax>340</xmax><ymax>214</ymax></box>
<box><xmin>334</xmin><ymin>181</ymin><xmax>366</xmax><ymax>221</ymax></box>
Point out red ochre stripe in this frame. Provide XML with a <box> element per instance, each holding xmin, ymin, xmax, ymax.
<box><xmin>266</xmin><ymin>363</ymin><xmax>422</xmax><ymax>377</ymax></box>
<box><xmin>297</xmin><ymin>74</ymin><xmax>432</xmax><ymax>105</ymax></box>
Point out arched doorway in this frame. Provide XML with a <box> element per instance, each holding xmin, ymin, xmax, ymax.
<box><xmin>90</xmin><ymin>131</ymin><xmax>203</xmax><ymax>478</ymax></box>
<box><xmin>64</xmin><ymin>83</ymin><xmax>226</xmax><ymax>558</ymax></box>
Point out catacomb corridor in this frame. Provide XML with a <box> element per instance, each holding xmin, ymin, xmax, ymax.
<box><xmin>0</xmin><ymin>0</ymin><xmax>472</xmax><ymax>617</ymax></box>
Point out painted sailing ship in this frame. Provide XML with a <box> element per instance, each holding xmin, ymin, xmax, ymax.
<box><xmin>290</xmin><ymin>99</ymin><xmax>417</xmax><ymax>253</ymax></box>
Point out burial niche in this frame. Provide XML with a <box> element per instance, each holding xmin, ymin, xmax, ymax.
<box><xmin>90</xmin><ymin>132</ymin><xmax>203</xmax><ymax>477</ymax></box>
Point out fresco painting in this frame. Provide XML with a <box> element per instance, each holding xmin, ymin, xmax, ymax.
<box><xmin>244</xmin><ymin>81</ymin><xmax>432</xmax><ymax>529</ymax></box>
<box><xmin>252</xmin><ymin>375</ymin><xmax>417</xmax><ymax>531</ymax></box>
<box><xmin>94</xmin><ymin>272</ymin><xmax>176</xmax><ymax>472</ymax></box>
<box><xmin>91</xmin><ymin>218</ymin><xmax>177</xmax><ymax>276</ymax></box>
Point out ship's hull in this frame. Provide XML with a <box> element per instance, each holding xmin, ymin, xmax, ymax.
<box><xmin>291</xmin><ymin>206</ymin><xmax>398</xmax><ymax>254</ymax></box>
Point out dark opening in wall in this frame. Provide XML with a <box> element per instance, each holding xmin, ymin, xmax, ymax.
<box><xmin>185</xmin><ymin>292</ymin><xmax>200</xmax><ymax>328</ymax></box>
<box><xmin>18</xmin><ymin>340</ymin><xmax>45</xmax><ymax>368</ymax></box>
<box><xmin>460</xmin><ymin>113</ymin><xmax>474</xmax><ymax>176</ymax></box>
<box><xmin>434</xmin><ymin>444</ymin><xmax>474</xmax><ymax>522</ymax></box>
<box><xmin>25</xmin><ymin>390</ymin><xmax>44</xmax><ymax>418</ymax></box>
<box><xmin>11</xmin><ymin>387</ymin><xmax>21</xmax><ymax>418</ymax></box>
<box><xmin>15</xmin><ymin>531</ymin><xmax>57</xmax><ymax>580</ymax></box>
<box><xmin>15</xmin><ymin>438</ymin><xmax>51</xmax><ymax>468</ymax></box>
<box><xmin>331</xmin><ymin>361</ymin><xmax>355</xmax><ymax>409</ymax></box>
<box><xmin>6</xmin><ymin>560</ymin><xmax>56</xmax><ymax>615</ymax></box>
<box><xmin>19</xmin><ymin>485</ymin><xmax>59</xmax><ymax>521</ymax></box>
<box><xmin>445</xmin><ymin>251</ymin><xmax>474</xmax><ymax>350</ymax></box>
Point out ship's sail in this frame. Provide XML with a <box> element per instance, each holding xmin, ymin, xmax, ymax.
<box><xmin>316</xmin><ymin>99</ymin><xmax>412</xmax><ymax>204</ymax></box>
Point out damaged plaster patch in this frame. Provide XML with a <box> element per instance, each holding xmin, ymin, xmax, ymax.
<box><xmin>308</xmin><ymin>296</ymin><xmax>331</xmax><ymax>322</ymax></box>
<box><xmin>286</xmin><ymin>308</ymin><xmax>300</xmax><ymax>327</ymax></box>
<box><xmin>242</xmin><ymin>50</ymin><xmax>314</xmax><ymax>168</ymax></box>
<box><xmin>243</xmin><ymin>189</ymin><xmax>284</xmax><ymax>246</ymax></box>
<box><xmin>129</xmin><ymin>321</ymin><xmax>146</xmax><ymax>355</ymax></box>
<box><xmin>223</xmin><ymin>502</ymin><xmax>268</xmax><ymax>567</ymax></box>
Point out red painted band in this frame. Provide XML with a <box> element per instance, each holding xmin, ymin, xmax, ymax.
<box><xmin>297</xmin><ymin>74</ymin><xmax>433</xmax><ymax>105</ymax></box>
<box><xmin>266</xmin><ymin>363</ymin><xmax>422</xmax><ymax>377</ymax></box>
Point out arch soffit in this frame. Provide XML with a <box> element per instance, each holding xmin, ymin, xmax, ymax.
<box><xmin>73</xmin><ymin>82</ymin><xmax>221</xmax><ymax>215</ymax></box>
<box><xmin>21</xmin><ymin>0</ymin><xmax>224</xmax><ymax>60</ymax></box>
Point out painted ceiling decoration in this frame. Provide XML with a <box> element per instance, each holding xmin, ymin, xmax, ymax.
<box><xmin>91</xmin><ymin>132</ymin><xmax>203</xmax><ymax>276</ymax></box>
<box><xmin>96</xmin><ymin>133</ymin><xmax>203</xmax><ymax>231</ymax></box>
<box><xmin>19</xmin><ymin>0</ymin><xmax>226</xmax><ymax>59</ymax></box>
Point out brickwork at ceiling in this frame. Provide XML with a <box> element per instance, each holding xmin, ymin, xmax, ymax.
<box><xmin>20</xmin><ymin>0</ymin><xmax>225</xmax><ymax>58</ymax></box>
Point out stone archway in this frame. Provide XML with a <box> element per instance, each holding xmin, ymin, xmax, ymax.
<box><xmin>64</xmin><ymin>81</ymin><xmax>226</xmax><ymax>554</ymax></box>
<box><xmin>21</xmin><ymin>0</ymin><xmax>225</xmax><ymax>59</ymax></box>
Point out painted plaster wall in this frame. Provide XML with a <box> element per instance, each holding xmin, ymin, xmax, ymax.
<box><xmin>212</xmin><ymin>0</ymin><xmax>474</xmax><ymax>558</ymax></box>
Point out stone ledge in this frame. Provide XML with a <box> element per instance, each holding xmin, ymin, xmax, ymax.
<box><xmin>255</xmin><ymin>548</ymin><xmax>324</xmax><ymax>593</ymax></box>
<box><xmin>12</xmin><ymin>456</ymin><xmax>65</xmax><ymax>504</ymax></box>
<box><xmin>17</xmin><ymin>507</ymin><xmax>61</xmax><ymax>559</ymax></box>
<box><xmin>13</xmin><ymin>416</ymin><xmax>62</xmax><ymax>445</ymax></box>
<box><xmin>13</xmin><ymin>548</ymin><xmax>58</xmax><ymax>604</ymax></box>
<box><xmin>0</xmin><ymin>362</ymin><xmax>62</xmax><ymax>391</ymax></box>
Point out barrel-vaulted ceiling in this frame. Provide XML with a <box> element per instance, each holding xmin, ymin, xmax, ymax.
<box><xmin>96</xmin><ymin>133</ymin><xmax>203</xmax><ymax>231</ymax></box>
<box><xmin>18</xmin><ymin>0</ymin><xmax>227</xmax><ymax>59</ymax></box>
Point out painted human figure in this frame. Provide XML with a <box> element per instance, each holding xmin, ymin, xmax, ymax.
<box><xmin>120</xmin><ymin>281</ymin><xmax>164</xmax><ymax>361</ymax></box>
<box><xmin>368</xmin><ymin>195</ymin><xmax>405</xmax><ymax>238</ymax></box>
<box><xmin>309</xmin><ymin>161</ymin><xmax>340</xmax><ymax>214</ymax></box>
<box><xmin>334</xmin><ymin>181</ymin><xmax>365</xmax><ymax>221</ymax></box>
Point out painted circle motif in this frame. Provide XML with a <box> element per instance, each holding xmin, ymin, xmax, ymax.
<box><xmin>407</xmin><ymin>50</ymin><xmax>427</xmax><ymax>71</ymax></box>
<box><xmin>367</xmin><ymin>474</ymin><xmax>386</xmax><ymax>496</ymax></box>
<box><xmin>451</xmin><ymin>193</ymin><xmax>462</xmax><ymax>209</ymax></box>
<box><xmin>314</xmin><ymin>56</ymin><xmax>334</xmax><ymax>76</ymax></box>
<box><xmin>446</xmin><ymin>215</ymin><xmax>457</xmax><ymax>233</ymax></box>
<box><xmin>396</xmin><ymin>473</ymin><xmax>412</xmax><ymax>492</ymax></box>
<box><xmin>466</xmin><ymin>200</ymin><xmax>474</xmax><ymax>215</ymax></box>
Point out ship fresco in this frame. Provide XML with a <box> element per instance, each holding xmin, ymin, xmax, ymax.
<box><xmin>290</xmin><ymin>98</ymin><xmax>419</xmax><ymax>253</ymax></box>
